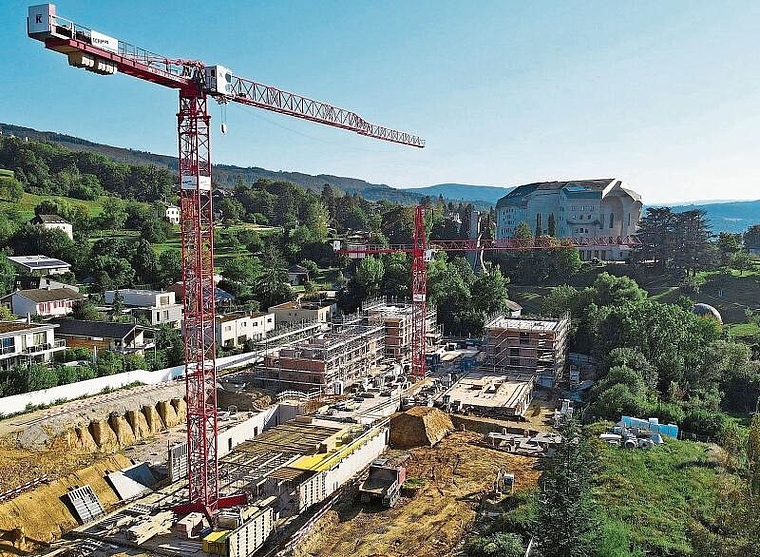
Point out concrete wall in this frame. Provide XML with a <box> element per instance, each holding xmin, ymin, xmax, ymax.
<box><xmin>0</xmin><ymin>351</ymin><xmax>263</xmax><ymax>417</ymax></box>
<box><xmin>324</xmin><ymin>426</ymin><xmax>388</xmax><ymax>496</ymax></box>
<box><xmin>217</xmin><ymin>406</ymin><xmax>281</xmax><ymax>458</ymax></box>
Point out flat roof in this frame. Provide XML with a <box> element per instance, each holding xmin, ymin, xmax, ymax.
<box><xmin>8</xmin><ymin>255</ymin><xmax>70</xmax><ymax>268</ymax></box>
<box><xmin>485</xmin><ymin>315</ymin><xmax>562</xmax><ymax>332</ymax></box>
<box><xmin>447</xmin><ymin>369</ymin><xmax>534</xmax><ymax>411</ymax></box>
<box><xmin>0</xmin><ymin>320</ymin><xmax>55</xmax><ymax>336</ymax></box>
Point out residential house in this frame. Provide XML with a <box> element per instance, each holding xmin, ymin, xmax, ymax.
<box><xmin>7</xmin><ymin>255</ymin><xmax>71</xmax><ymax>276</ymax></box>
<box><xmin>1</xmin><ymin>288</ymin><xmax>85</xmax><ymax>318</ymax></box>
<box><xmin>287</xmin><ymin>265</ymin><xmax>310</xmax><ymax>286</ymax></box>
<box><xmin>270</xmin><ymin>299</ymin><xmax>338</xmax><ymax>325</ymax></box>
<box><xmin>168</xmin><ymin>281</ymin><xmax>235</xmax><ymax>310</ymax></box>
<box><xmin>0</xmin><ymin>320</ymin><xmax>66</xmax><ymax>369</ymax></box>
<box><xmin>30</xmin><ymin>214</ymin><xmax>73</xmax><ymax>240</ymax></box>
<box><xmin>105</xmin><ymin>289</ymin><xmax>183</xmax><ymax>327</ymax></box>
<box><xmin>53</xmin><ymin>319</ymin><xmax>152</xmax><ymax>355</ymax></box>
<box><xmin>495</xmin><ymin>179</ymin><xmax>643</xmax><ymax>261</ymax></box>
<box><xmin>14</xmin><ymin>276</ymin><xmax>80</xmax><ymax>293</ymax></box>
<box><xmin>165</xmin><ymin>205</ymin><xmax>180</xmax><ymax>225</ymax></box>
<box><xmin>215</xmin><ymin>311</ymin><xmax>275</xmax><ymax>349</ymax></box>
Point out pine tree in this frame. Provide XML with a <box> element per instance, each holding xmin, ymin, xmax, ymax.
<box><xmin>548</xmin><ymin>213</ymin><xmax>557</xmax><ymax>237</ymax></box>
<box><xmin>535</xmin><ymin>419</ymin><xmax>599</xmax><ymax>557</ymax></box>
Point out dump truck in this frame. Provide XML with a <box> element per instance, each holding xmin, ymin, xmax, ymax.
<box><xmin>359</xmin><ymin>458</ymin><xmax>407</xmax><ymax>508</ymax></box>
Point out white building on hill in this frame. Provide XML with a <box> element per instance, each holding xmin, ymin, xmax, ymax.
<box><xmin>495</xmin><ymin>178</ymin><xmax>642</xmax><ymax>261</ymax></box>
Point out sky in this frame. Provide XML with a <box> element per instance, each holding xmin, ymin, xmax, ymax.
<box><xmin>1</xmin><ymin>1</ymin><xmax>759</xmax><ymax>204</ymax></box>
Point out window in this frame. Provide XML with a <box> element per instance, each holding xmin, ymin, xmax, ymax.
<box><xmin>160</xmin><ymin>295</ymin><xmax>170</xmax><ymax>306</ymax></box>
<box><xmin>33</xmin><ymin>332</ymin><xmax>46</xmax><ymax>346</ymax></box>
<box><xmin>155</xmin><ymin>311</ymin><xmax>160</xmax><ymax>321</ymax></box>
<box><xmin>509</xmin><ymin>348</ymin><xmax>519</xmax><ymax>356</ymax></box>
<box><xmin>609</xmin><ymin>213</ymin><xmax>614</xmax><ymax>229</ymax></box>
<box><xmin>163</xmin><ymin>310</ymin><xmax>169</xmax><ymax>320</ymax></box>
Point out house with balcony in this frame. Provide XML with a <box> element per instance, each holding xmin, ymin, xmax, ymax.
<box><xmin>0</xmin><ymin>320</ymin><xmax>66</xmax><ymax>369</ymax></box>
<box><xmin>270</xmin><ymin>299</ymin><xmax>338</xmax><ymax>325</ymax></box>
<box><xmin>52</xmin><ymin>319</ymin><xmax>153</xmax><ymax>355</ymax></box>
<box><xmin>215</xmin><ymin>311</ymin><xmax>275</xmax><ymax>349</ymax></box>
<box><xmin>104</xmin><ymin>289</ymin><xmax>183</xmax><ymax>327</ymax></box>
<box><xmin>0</xmin><ymin>288</ymin><xmax>85</xmax><ymax>318</ymax></box>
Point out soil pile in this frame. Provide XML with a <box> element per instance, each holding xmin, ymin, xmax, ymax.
<box><xmin>389</xmin><ymin>407</ymin><xmax>453</xmax><ymax>449</ymax></box>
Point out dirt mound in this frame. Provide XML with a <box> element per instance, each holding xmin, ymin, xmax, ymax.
<box><xmin>390</xmin><ymin>407</ymin><xmax>453</xmax><ymax>449</ymax></box>
<box><xmin>0</xmin><ymin>454</ymin><xmax>130</xmax><ymax>554</ymax></box>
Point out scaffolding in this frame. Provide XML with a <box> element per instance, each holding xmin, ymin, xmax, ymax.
<box><xmin>253</xmin><ymin>323</ymin><xmax>384</xmax><ymax>392</ymax></box>
<box><xmin>483</xmin><ymin>313</ymin><xmax>570</xmax><ymax>388</ymax></box>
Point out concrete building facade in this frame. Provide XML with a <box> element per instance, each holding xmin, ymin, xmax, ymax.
<box><xmin>0</xmin><ymin>320</ymin><xmax>66</xmax><ymax>369</ymax></box>
<box><xmin>105</xmin><ymin>289</ymin><xmax>183</xmax><ymax>327</ymax></box>
<box><xmin>270</xmin><ymin>299</ymin><xmax>338</xmax><ymax>325</ymax></box>
<box><xmin>495</xmin><ymin>179</ymin><xmax>642</xmax><ymax>261</ymax></box>
<box><xmin>483</xmin><ymin>314</ymin><xmax>570</xmax><ymax>388</ymax></box>
<box><xmin>216</xmin><ymin>311</ymin><xmax>275</xmax><ymax>349</ymax></box>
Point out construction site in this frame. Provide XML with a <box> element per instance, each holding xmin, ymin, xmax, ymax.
<box><xmin>0</xmin><ymin>5</ymin><xmax>584</xmax><ymax>557</ymax></box>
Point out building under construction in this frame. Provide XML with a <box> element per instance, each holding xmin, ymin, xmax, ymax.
<box><xmin>255</xmin><ymin>323</ymin><xmax>385</xmax><ymax>392</ymax></box>
<box><xmin>483</xmin><ymin>313</ymin><xmax>570</xmax><ymax>388</ymax></box>
<box><xmin>342</xmin><ymin>298</ymin><xmax>439</xmax><ymax>362</ymax></box>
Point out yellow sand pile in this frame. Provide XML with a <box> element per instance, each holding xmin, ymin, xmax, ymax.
<box><xmin>389</xmin><ymin>407</ymin><xmax>453</xmax><ymax>449</ymax></box>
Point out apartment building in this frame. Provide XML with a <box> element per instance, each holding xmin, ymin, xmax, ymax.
<box><xmin>495</xmin><ymin>178</ymin><xmax>642</xmax><ymax>261</ymax></box>
<box><xmin>1</xmin><ymin>287</ymin><xmax>85</xmax><ymax>318</ymax></box>
<box><xmin>104</xmin><ymin>289</ymin><xmax>183</xmax><ymax>327</ymax></box>
<box><xmin>258</xmin><ymin>324</ymin><xmax>384</xmax><ymax>391</ymax></box>
<box><xmin>361</xmin><ymin>299</ymin><xmax>438</xmax><ymax>361</ymax></box>
<box><xmin>216</xmin><ymin>311</ymin><xmax>275</xmax><ymax>349</ymax></box>
<box><xmin>483</xmin><ymin>314</ymin><xmax>570</xmax><ymax>388</ymax></box>
<box><xmin>0</xmin><ymin>320</ymin><xmax>66</xmax><ymax>369</ymax></box>
<box><xmin>270</xmin><ymin>299</ymin><xmax>338</xmax><ymax>325</ymax></box>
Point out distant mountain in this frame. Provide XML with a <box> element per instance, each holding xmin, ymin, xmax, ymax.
<box><xmin>402</xmin><ymin>183</ymin><xmax>514</xmax><ymax>204</ymax></box>
<box><xmin>660</xmin><ymin>200</ymin><xmax>760</xmax><ymax>234</ymax></box>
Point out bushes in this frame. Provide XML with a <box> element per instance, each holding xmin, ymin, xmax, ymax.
<box><xmin>682</xmin><ymin>407</ymin><xmax>730</xmax><ymax>439</ymax></box>
<box><xmin>465</xmin><ymin>532</ymin><xmax>524</xmax><ymax>557</ymax></box>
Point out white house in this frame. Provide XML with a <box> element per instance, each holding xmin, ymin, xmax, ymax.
<box><xmin>0</xmin><ymin>320</ymin><xmax>66</xmax><ymax>369</ymax></box>
<box><xmin>216</xmin><ymin>311</ymin><xmax>275</xmax><ymax>349</ymax></box>
<box><xmin>7</xmin><ymin>255</ymin><xmax>71</xmax><ymax>276</ymax></box>
<box><xmin>165</xmin><ymin>205</ymin><xmax>180</xmax><ymax>225</ymax></box>
<box><xmin>30</xmin><ymin>214</ymin><xmax>73</xmax><ymax>240</ymax></box>
<box><xmin>105</xmin><ymin>289</ymin><xmax>183</xmax><ymax>327</ymax></box>
<box><xmin>1</xmin><ymin>288</ymin><xmax>85</xmax><ymax>318</ymax></box>
<box><xmin>495</xmin><ymin>178</ymin><xmax>643</xmax><ymax>261</ymax></box>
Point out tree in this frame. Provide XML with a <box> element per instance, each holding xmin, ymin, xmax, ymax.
<box><xmin>222</xmin><ymin>255</ymin><xmax>263</xmax><ymax>285</ymax></box>
<box><xmin>717</xmin><ymin>232</ymin><xmax>743</xmax><ymax>267</ymax></box>
<box><xmin>0</xmin><ymin>253</ymin><xmax>15</xmax><ymax>297</ymax></box>
<box><xmin>535</xmin><ymin>213</ymin><xmax>543</xmax><ymax>237</ymax></box>
<box><xmin>547</xmin><ymin>213</ymin><xmax>557</xmax><ymax>237</ymax></box>
<box><xmin>514</xmin><ymin>222</ymin><xmax>533</xmax><ymax>240</ymax></box>
<box><xmin>156</xmin><ymin>250</ymin><xmax>182</xmax><ymax>287</ymax></box>
<box><xmin>471</xmin><ymin>265</ymin><xmax>509</xmax><ymax>315</ymax></box>
<box><xmin>99</xmin><ymin>197</ymin><xmax>127</xmax><ymax>230</ymax></box>
<box><xmin>633</xmin><ymin>207</ymin><xmax>676</xmax><ymax>271</ymax></box>
<box><xmin>72</xmin><ymin>300</ymin><xmax>102</xmax><ymax>321</ymax></box>
<box><xmin>732</xmin><ymin>251</ymin><xmax>754</xmax><ymax>276</ymax></box>
<box><xmin>355</xmin><ymin>257</ymin><xmax>385</xmax><ymax>298</ymax></box>
<box><xmin>534</xmin><ymin>419</ymin><xmax>599</xmax><ymax>557</ymax></box>
<box><xmin>671</xmin><ymin>209</ymin><xmax>714</xmax><ymax>276</ymax></box>
<box><xmin>744</xmin><ymin>224</ymin><xmax>760</xmax><ymax>250</ymax></box>
<box><xmin>0</xmin><ymin>175</ymin><xmax>23</xmax><ymax>202</ymax></box>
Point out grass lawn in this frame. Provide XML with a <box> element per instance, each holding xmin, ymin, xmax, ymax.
<box><xmin>594</xmin><ymin>437</ymin><xmax>734</xmax><ymax>555</ymax></box>
<box><xmin>0</xmin><ymin>192</ymin><xmax>109</xmax><ymax>220</ymax></box>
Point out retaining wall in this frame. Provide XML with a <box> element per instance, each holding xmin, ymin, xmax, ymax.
<box><xmin>0</xmin><ymin>352</ymin><xmax>261</xmax><ymax>417</ymax></box>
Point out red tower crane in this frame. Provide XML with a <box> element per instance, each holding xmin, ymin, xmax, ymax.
<box><xmin>335</xmin><ymin>205</ymin><xmax>637</xmax><ymax>379</ymax></box>
<box><xmin>27</xmin><ymin>4</ymin><xmax>423</xmax><ymax>517</ymax></box>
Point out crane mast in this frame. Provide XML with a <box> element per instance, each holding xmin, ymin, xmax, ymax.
<box><xmin>27</xmin><ymin>3</ymin><xmax>423</xmax><ymax>518</ymax></box>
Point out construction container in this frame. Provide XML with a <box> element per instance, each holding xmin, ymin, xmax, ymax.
<box><xmin>203</xmin><ymin>530</ymin><xmax>230</xmax><ymax>555</ymax></box>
